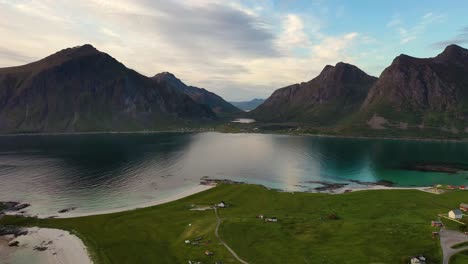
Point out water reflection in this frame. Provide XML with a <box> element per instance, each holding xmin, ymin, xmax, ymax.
<box><xmin>0</xmin><ymin>133</ymin><xmax>467</xmax><ymax>215</ymax></box>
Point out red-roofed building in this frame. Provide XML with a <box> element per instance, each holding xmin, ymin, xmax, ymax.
<box><xmin>460</xmin><ymin>203</ymin><xmax>468</xmax><ymax>212</ymax></box>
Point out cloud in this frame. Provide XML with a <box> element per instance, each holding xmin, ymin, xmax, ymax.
<box><xmin>91</xmin><ymin>0</ymin><xmax>279</xmax><ymax>59</ymax></box>
<box><xmin>432</xmin><ymin>26</ymin><xmax>468</xmax><ymax>49</ymax></box>
<box><xmin>278</xmin><ymin>14</ymin><xmax>311</xmax><ymax>49</ymax></box>
<box><xmin>313</xmin><ymin>32</ymin><xmax>359</xmax><ymax>59</ymax></box>
<box><xmin>0</xmin><ymin>0</ymin><xmax>366</xmax><ymax>100</ymax></box>
<box><xmin>387</xmin><ymin>12</ymin><xmax>444</xmax><ymax>44</ymax></box>
<box><xmin>0</xmin><ymin>47</ymin><xmax>35</xmax><ymax>67</ymax></box>
<box><xmin>387</xmin><ymin>15</ymin><xmax>402</xmax><ymax>28</ymax></box>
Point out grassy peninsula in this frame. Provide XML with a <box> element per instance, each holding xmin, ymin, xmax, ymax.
<box><xmin>1</xmin><ymin>184</ymin><xmax>468</xmax><ymax>264</ymax></box>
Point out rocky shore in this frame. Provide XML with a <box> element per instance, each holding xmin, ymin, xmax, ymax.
<box><xmin>402</xmin><ymin>163</ymin><xmax>468</xmax><ymax>174</ymax></box>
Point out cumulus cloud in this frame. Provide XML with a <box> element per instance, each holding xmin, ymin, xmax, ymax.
<box><xmin>278</xmin><ymin>14</ymin><xmax>311</xmax><ymax>49</ymax></box>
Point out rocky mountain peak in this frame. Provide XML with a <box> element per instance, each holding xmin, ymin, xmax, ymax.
<box><xmin>152</xmin><ymin>72</ymin><xmax>178</xmax><ymax>81</ymax></box>
<box><xmin>436</xmin><ymin>44</ymin><xmax>468</xmax><ymax>62</ymax></box>
<box><xmin>46</xmin><ymin>44</ymin><xmax>101</xmax><ymax>61</ymax></box>
<box><xmin>315</xmin><ymin>62</ymin><xmax>375</xmax><ymax>83</ymax></box>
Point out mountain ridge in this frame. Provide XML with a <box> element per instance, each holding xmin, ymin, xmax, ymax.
<box><xmin>250</xmin><ymin>62</ymin><xmax>377</xmax><ymax>125</ymax></box>
<box><xmin>152</xmin><ymin>72</ymin><xmax>240</xmax><ymax>115</ymax></box>
<box><xmin>361</xmin><ymin>44</ymin><xmax>468</xmax><ymax>129</ymax></box>
<box><xmin>0</xmin><ymin>44</ymin><xmax>218</xmax><ymax>133</ymax></box>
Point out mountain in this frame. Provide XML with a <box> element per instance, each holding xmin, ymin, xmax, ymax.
<box><xmin>152</xmin><ymin>72</ymin><xmax>241</xmax><ymax>115</ymax></box>
<box><xmin>361</xmin><ymin>44</ymin><xmax>468</xmax><ymax>130</ymax></box>
<box><xmin>0</xmin><ymin>44</ymin><xmax>216</xmax><ymax>133</ymax></box>
<box><xmin>230</xmin><ymin>98</ymin><xmax>265</xmax><ymax>111</ymax></box>
<box><xmin>250</xmin><ymin>62</ymin><xmax>377</xmax><ymax>125</ymax></box>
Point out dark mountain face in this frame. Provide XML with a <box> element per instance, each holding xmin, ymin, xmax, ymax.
<box><xmin>251</xmin><ymin>62</ymin><xmax>377</xmax><ymax>124</ymax></box>
<box><xmin>230</xmin><ymin>98</ymin><xmax>265</xmax><ymax>111</ymax></box>
<box><xmin>152</xmin><ymin>72</ymin><xmax>240</xmax><ymax>115</ymax></box>
<box><xmin>0</xmin><ymin>45</ymin><xmax>215</xmax><ymax>133</ymax></box>
<box><xmin>361</xmin><ymin>44</ymin><xmax>468</xmax><ymax>128</ymax></box>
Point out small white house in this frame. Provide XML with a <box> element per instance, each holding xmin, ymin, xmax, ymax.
<box><xmin>449</xmin><ymin>209</ymin><xmax>463</xmax><ymax>220</ymax></box>
<box><xmin>410</xmin><ymin>256</ymin><xmax>426</xmax><ymax>264</ymax></box>
<box><xmin>217</xmin><ymin>201</ymin><xmax>226</xmax><ymax>208</ymax></box>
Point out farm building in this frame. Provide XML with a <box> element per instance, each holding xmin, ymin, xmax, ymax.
<box><xmin>217</xmin><ymin>201</ymin><xmax>226</xmax><ymax>208</ymax></box>
<box><xmin>460</xmin><ymin>186</ymin><xmax>466</xmax><ymax>190</ymax></box>
<box><xmin>449</xmin><ymin>209</ymin><xmax>463</xmax><ymax>220</ymax></box>
<box><xmin>410</xmin><ymin>256</ymin><xmax>426</xmax><ymax>264</ymax></box>
<box><xmin>265</xmin><ymin>217</ymin><xmax>278</xmax><ymax>222</ymax></box>
<box><xmin>460</xmin><ymin>203</ymin><xmax>468</xmax><ymax>212</ymax></box>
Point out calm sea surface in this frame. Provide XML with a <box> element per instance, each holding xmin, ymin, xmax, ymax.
<box><xmin>0</xmin><ymin>132</ymin><xmax>467</xmax><ymax>215</ymax></box>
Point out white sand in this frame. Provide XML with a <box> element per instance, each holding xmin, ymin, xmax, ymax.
<box><xmin>333</xmin><ymin>185</ymin><xmax>437</xmax><ymax>194</ymax></box>
<box><xmin>35</xmin><ymin>184</ymin><xmax>215</xmax><ymax>219</ymax></box>
<box><xmin>1</xmin><ymin>184</ymin><xmax>215</xmax><ymax>263</ymax></box>
<box><xmin>0</xmin><ymin>227</ymin><xmax>92</xmax><ymax>264</ymax></box>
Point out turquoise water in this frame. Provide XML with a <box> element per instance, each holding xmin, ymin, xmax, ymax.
<box><xmin>0</xmin><ymin>132</ymin><xmax>467</xmax><ymax>215</ymax></box>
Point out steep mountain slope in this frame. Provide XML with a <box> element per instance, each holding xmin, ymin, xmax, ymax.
<box><xmin>0</xmin><ymin>45</ymin><xmax>215</xmax><ymax>133</ymax></box>
<box><xmin>152</xmin><ymin>72</ymin><xmax>240</xmax><ymax>115</ymax></box>
<box><xmin>250</xmin><ymin>63</ymin><xmax>377</xmax><ymax>125</ymax></box>
<box><xmin>230</xmin><ymin>98</ymin><xmax>265</xmax><ymax>111</ymax></box>
<box><xmin>361</xmin><ymin>44</ymin><xmax>468</xmax><ymax>130</ymax></box>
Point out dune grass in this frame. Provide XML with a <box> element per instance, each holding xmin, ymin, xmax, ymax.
<box><xmin>1</xmin><ymin>184</ymin><xmax>467</xmax><ymax>264</ymax></box>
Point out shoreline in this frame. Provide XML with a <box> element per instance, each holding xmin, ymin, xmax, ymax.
<box><xmin>31</xmin><ymin>184</ymin><xmax>215</xmax><ymax>219</ymax></box>
<box><xmin>4</xmin><ymin>182</ymin><xmax>443</xmax><ymax>220</ymax></box>
<box><xmin>0</xmin><ymin>129</ymin><xmax>467</xmax><ymax>143</ymax></box>
<box><xmin>0</xmin><ymin>183</ymin><xmax>443</xmax><ymax>264</ymax></box>
<box><xmin>333</xmin><ymin>185</ymin><xmax>437</xmax><ymax>194</ymax></box>
<box><xmin>0</xmin><ymin>227</ymin><xmax>92</xmax><ymax>264</ymax></box>
<box><xmin>294</xmin><ymin>132</ymin><xmax>468</xmax><ymax>143</ymax></box>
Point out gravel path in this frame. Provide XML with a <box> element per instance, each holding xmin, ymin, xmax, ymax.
<box><xmin>213</xmin><ymin>207</ymin><xmax>249</xmax><ymax>264</ymax></box>
<box><xmin>439</xmin><ymin>228</ymin><xmax>468</xmax><ymax>264</ymax></box>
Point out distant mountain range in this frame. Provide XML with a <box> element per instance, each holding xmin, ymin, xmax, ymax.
<box><xmin>251</xmin><ymin>44</ymin><xmax>468</xmax><ymax>136</ymax></box>
<box><xmin>0</xmin><ymin>45</ymin><xmax>238</xmax><ymax>133</ymax></box>
<box><xmin>229</xmin><ymin>98</ymin><xmax>265</xmax><ymax>111</ymax></box>
<box><xmin>1</xmin><ymin>43</ymin><xmax>467</xmax><ymax>137</ymax></box>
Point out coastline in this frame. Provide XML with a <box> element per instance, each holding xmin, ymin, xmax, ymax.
<box><xmin>294</xmin><ymin>132</ymin><xmax>468</xmax><ymax>143</ymax></box>
<box><xmin>0</xmin><ymin>182</ymin><xmax>444</xmax><ymax>264</ymax></box>
<box><xmin>0</xmin><ymin>227</ymin><xmax>92</xmax><ymax>264</ymax></box>
<box><xmin>333</xmin><ymin>185</ymin><xmax>438</xmax><ymax>194</ymax></box>
<box><xmin>0</xmin><ymin>128</ymin><xmax>467</xmax><ymax>143</ymax></box>
<box><xmin>32</xmin><ymin>184</ymin><xmax>215</xmax><ymax>219</ymax></box>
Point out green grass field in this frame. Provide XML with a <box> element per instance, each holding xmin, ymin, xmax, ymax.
<box><xmin>452</xmin><ymin>241</ymin><xmax>468</xmax><ymax>249</ymax></box>
<box><xmin>1</xmin><ymin>184</ymin><xmax>467</xmax><ymax>264</ymax></box>
<box><xmin>450</xmin><ymin>250</ymin><xmax>468</xmax><ymax>264</ymax></box>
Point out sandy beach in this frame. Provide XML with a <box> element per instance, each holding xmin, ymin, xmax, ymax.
<box><xmin>333</xmin><ymin>185</ymin><xmax>439</xmax><ymax>194</ymax></box>
<box><xmin>33</xmin><ymin>184</ymin><xmax>215</xmax><ymax>219</ymax></box>
<box><xmin>0</xmin><ymin>184</ymin><xmax>215</xmax><ymax>263</ymax></box>
<box><xmin>0</xmin><ymin>227</ymin><xmax>92</xmax><ymax>264</ymax></box>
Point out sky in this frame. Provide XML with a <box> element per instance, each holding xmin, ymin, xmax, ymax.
<box><xmin>0</xmin><ymin>0</ymin><xmax>467</xmax><ymax>101</ymax></box>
